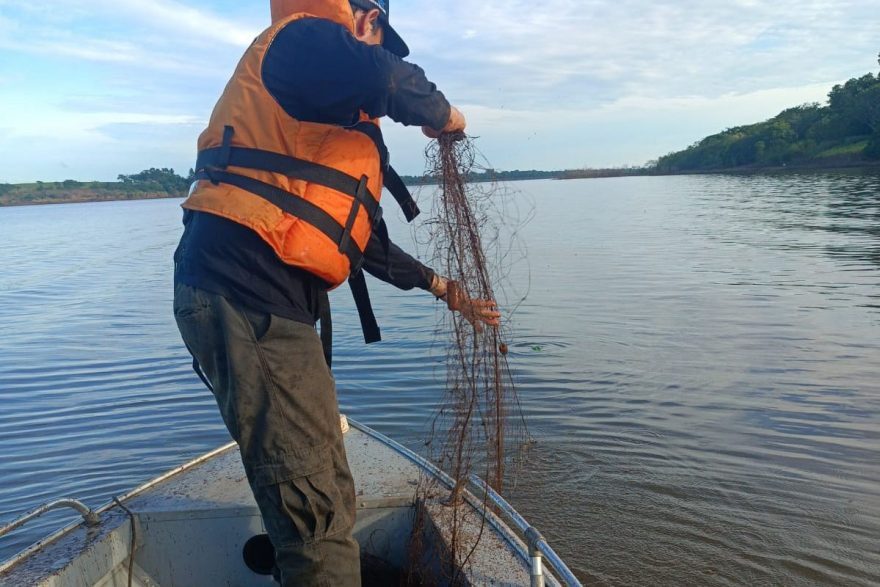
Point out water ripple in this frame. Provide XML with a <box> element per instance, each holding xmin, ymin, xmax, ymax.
<box><xmin>1</xmin><ymin>178</ymin><xmax>880</xmax><ymax>585</ymax></box>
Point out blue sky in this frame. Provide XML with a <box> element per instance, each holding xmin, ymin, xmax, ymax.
<box><xmin>0</xmin><ymin>0</ymin><xmax>877</xmax><ymax>182</ymax></box>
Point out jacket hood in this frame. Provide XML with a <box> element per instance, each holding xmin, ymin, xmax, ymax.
<box><xmin>270</xmin><ymin>0</ymin><xmax>354</xmax><ymax>32</ymax></box>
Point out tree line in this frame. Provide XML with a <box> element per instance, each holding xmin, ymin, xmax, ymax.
<box><xmin>0</xmin><ymin>168</ymin><xmax>194</xmax><ymax>206</ymax></box>
<box><xmin>117</xmin><ymin>167</ymin><xmax>194</xmax><ymax>194</ymax></box>
<box><xmin>654</xmin><ymin>52</ymin><xmax>880</xmax><ymax>172</ymax></box>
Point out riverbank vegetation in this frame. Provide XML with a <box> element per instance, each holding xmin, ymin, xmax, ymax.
<box><xmin>654</xmin><ymin>53</ymin><xmax>880</xmax><ymax>172</ymax></box>
<box><xmin>400</xmin><ymin>166</ymin><xmax>652</xmax><ymax>184</ymax></box>
<box><xmin>4</xmin><ymin>166</ymin><xmax>643</xmax><ymax>206</ymax></box>
<box><xmin>0</xmin><ymin>168</ymin><xmax>192</xmax><ymax>207</ymax></box>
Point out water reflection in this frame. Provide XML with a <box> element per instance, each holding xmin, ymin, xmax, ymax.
<box><xmin>763</xmin><ymin>170</ymin><xmax>880</xmax><ymax>266</ymax></box>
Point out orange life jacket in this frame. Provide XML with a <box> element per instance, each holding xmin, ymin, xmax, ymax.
<box><xmin>183</xmin><ymin>0</ymin><xmax>419</xmax><ymax>347</ymax></box>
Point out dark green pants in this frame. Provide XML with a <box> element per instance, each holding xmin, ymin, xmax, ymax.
<box><xmin>173</xmin><ymin>282</ymin><xmax>360</xmax><ymax>586</ymax></box>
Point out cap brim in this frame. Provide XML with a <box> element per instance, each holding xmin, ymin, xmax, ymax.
<box><xmin>381</xmin><ymin>20</ymin><xmax>409</xmax><ymax>58</ymax></box>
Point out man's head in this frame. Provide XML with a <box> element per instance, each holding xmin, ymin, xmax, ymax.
<box><xmin>349</xmin><ymin>0</ymin><xmax>409</xmax><ymax>57</ymax></box>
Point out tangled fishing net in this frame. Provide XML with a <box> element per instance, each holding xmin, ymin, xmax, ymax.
<box><xmin>405</xmin><ymin>134</ymin><xmax>532</xmax><ymax>585</ymax></box>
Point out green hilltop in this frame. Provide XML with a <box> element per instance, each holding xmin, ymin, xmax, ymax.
<box><xmin>654</xmin><ymin>53</ymin><xmax>880</xmax><ymax>173</ymax></box>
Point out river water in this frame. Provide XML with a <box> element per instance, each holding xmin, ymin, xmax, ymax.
<box><xmin>1</xmin><ymin>172</ymin><xmax>879</xmax><ymax>586</ymax></box>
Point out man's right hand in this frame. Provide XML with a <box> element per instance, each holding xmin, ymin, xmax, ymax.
<box><xmin>446</xmin><ymin>281</ymin><xmax>501</xmax><ymax>330</ymax></box>
<box><xmin>423</xmin><ymin>106</ymin><xmax>466</xmax><ymax>139</ymax></box>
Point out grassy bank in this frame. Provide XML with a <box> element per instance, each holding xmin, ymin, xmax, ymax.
<box><xmin>0</xmin><ymin>182</ymin><xmax>185</xmax><ymax>207</ymax></box>
<box><xmin>0</xmin><ymin>168</ymin><xmax>189</xmax><ymax>207</ymax></box>
<box><xmin>4</xmin><ymin>148</ymin><xmax>879</xmax><ymax>208</ymax></box>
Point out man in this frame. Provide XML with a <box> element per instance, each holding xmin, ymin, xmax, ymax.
<box><xmin>173</xmin><ymin>0</ymin><xmax>499</xmax><ymax>584</ymax></box>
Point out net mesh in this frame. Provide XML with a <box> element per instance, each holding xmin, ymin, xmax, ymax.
<box><xmin>404</xmin><ymin>134</ymin><xmax>532</xmax><ymax>585</ymax></box>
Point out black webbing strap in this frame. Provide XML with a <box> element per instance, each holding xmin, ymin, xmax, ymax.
<box><xmin>184</xmin><ymin>343</ymin><xmax>214</xmax><ymax>392</ymax></box>
<box><xmin>195</xmin><ymin>170</ymin><xmax>365</xmax><ymax>273</ymax></box>
<box><xmin>196</xmin><ymin>147</ymin><xmax>380</xmax><ymax>221</ymax></box>
<box><xmin>348</xmin><ymin>122</ymin><xmax>420</xmax><ymax>224</ymax></box>
<box><xmin>218</xmin><ymin>125</ymin><xmax>235</xmax><ymax>168</ymax></box>
<box><xmin>318</xmin><ymin>290</ymin><xmax>333</xmax><ymax>367</ymax></box>
<box><xmin>339</xmin><ymin>176</ymin><xmax>367</xmax><ymax>255</ymax></box>
<box><xmin>375</xmin><ymin>217</ymin><xmax>390</xmax><ymax>255</ymax></box>
<box><xmin>383</xmin><ymin>165</ymin><xmax>420</xmax><ymax>222</ymax></box>
<box><xmin>349</xmin><ymin>270</ymin><xmax>381</xmax><ymax>344</ymax></box>
<box><xmin>192</xmin><ymin>357</ymin><xmax>214</xmax><ymax>391</ymax></box>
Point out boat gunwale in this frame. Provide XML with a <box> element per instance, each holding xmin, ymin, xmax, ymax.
<box><xmin>0</xmin><ymin>441</ymin><xmax>238</xmax><ymax>574</ymax></box>
<box><xmin>346</xmin><ymin>418</ymin><xmax>564</xmax><ymax>585</ymax></box>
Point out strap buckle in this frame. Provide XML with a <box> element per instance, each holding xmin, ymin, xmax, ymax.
<box><xmin>203</xmin><ymin>166</ymin><xmax>222</xmax><ymax>186</ymax></box>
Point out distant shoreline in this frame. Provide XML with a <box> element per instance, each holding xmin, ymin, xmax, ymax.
<box><xmin>549</xmin><ymin>161</ymin><xmax>880</xmax><ymax>181</ymax></box>
<box><xmin>645</xmin><ymin>158</ymin><xmax>880</xmax><ymax>178</ymax></box>
<box><xmin>3</xmin><ymin>161</ymin><xmax>880</xmax><ymax>208</ymax></box>
<box><xmin>0</xmin><ymin>193</ymin><xmax>184</xmax><ymax>208</ymax></box>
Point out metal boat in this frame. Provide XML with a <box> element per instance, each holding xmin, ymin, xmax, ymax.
<box><xmin>0</xmin><ymin>418</ymin><xmax>580</xmax><ymax>586</ymax></box>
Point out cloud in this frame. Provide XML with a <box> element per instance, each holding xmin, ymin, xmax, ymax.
<box><xmin>17</xmin><ymin>38</ymin><xmax>141</xmax><ymax>63</ymax></box>
<box><xmin>2</xmin><ymin>110</ymin><xmax>202</xmax><ymax>141</ymax></box>
<box><xmin>0</xmin><ymin>130</ymin><xmax>197</xmax><ymax>182</ymax></box>
<box><xmin>0</xmin><ymin>0</ymin><xmax>877</xmax><ymax>181</ymax></box>
<box><xmin>107</xmin><ymin>0</ymin><xmax>259</xmax><ymax>47</ymax></box>
<box><xmin>0</xmin><ymin>0</ymin><xmax>260</xmax><ymax>48</ymax></box>
<box><xmin>0</xmin><ymin>0</ymin><xmax>260</xmax><ymax>77</ymax></box>
<box><xmin>97</xmin><ymin>119</ymin><xmax>203</xmax><ymax>142</ymax></box>
<box><xmin>0</xmin><ymin>111</ymin><xmax>202</xmax><ymax>182</ymax></box>
<box><xmin>399</xmin><ymin>0</ymin><xmax>878</xmax><ymax>110</ymax></box>
<box><xmin>381</xmin><ymin>80</ymin><xmax>839</xmax><ymax>173</ymax></box>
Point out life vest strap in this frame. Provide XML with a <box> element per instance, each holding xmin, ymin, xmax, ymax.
<box><xmin>318</xmin><ymin>290</ymin><xmax>333</xmax><ymax>367</ymax></box>
<box><xmin>197</xmin><ymin>133</ymin><xmax>419</xmax><ymax>226</ymax></box>
<box><xmin>383</xmin><ymin>165</ymin><xmax>420</xmax><ymax>222</ymax></box>
<box><xmin>218</xmin><ymin>125</ymin><xmax>235</xmax><ymax>169</ymax></box>
<box><xmin>196</xmin><ymin>146</ymin><xmax>381</xmax><ymax>220</ymax></box>
<box><xmin>196</xmin><ymin>169</ymin><xmax>382</xmax><ymax>360</ymax></box>
<box><xmin>314</xmin><ymin>268</ymin><xmax>381</xmax><ymax>370</ymax></box>
<box><xmin>338</xmin><ymin>176</ymin><xmax>367</xmax><ymax>255</ymax></box>
<box><xmin>194</xmin><ymin>123</ymin><xmax>407</xmax><ymax>353</ymax></box>
<box><xmin>348</xmin><ymin>122</ymin><xmax>420</xmax><ymax>223</ymax></box>
<box><xmin>194</xmin><ymin>169</ymin><xmax>365</xmax><ymax>274</ymax></box>
<box><xmin>349</xmin><ymin>269</ymin><xmax>381</xmax><ymax>344</ymax></box>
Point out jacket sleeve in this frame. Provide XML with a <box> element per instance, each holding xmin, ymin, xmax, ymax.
<box><xmin>361</xmin><ymin>230</ymin><xmax>436</xmax><ymax>291</ymax></box>
<box><xmin>262</xmin><ymin>17</ymin><xmax>451</xmax><ymax>130</ymax></box>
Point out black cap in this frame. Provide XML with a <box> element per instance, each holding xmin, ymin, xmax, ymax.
<box><xmin>350</xmin><ymin>0</ymin><xmax>409</xmax><ymax>58</ymax></box>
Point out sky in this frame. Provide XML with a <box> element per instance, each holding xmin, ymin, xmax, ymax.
<box><xmin>0</xmin><ymin>0</ymin><xmax>877</xmax><ymax>182</ymax></box>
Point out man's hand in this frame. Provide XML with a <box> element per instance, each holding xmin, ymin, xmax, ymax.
<box><xmin>432</xmin><ymin>278</ymin><xmax>501</xmax><ymax>329</ymax></box>
<box><xmin>423</xmin><ymin>106</ymin><xmax>466</xmax><ymax>139</ymax></box>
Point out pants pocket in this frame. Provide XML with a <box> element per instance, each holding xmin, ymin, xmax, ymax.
<box><xmin>252</xmin><ymin>445</ymin><xmax>351</xmax><ymax>546</ymax></box>
<box><xmin>277</xmin><ymin>467</ymin><xmax>348</xmax><ymax>544</ymax></box>
<box><xmin>240</xmin><ymin>305</ymin><xmax>273</xmax><ymax>342</ymax></box>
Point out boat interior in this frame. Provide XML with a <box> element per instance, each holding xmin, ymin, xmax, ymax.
<box><xmin>1</xmin><ymin>420</ymin><xmax>552</xmax><ymax>586</ymax></box>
